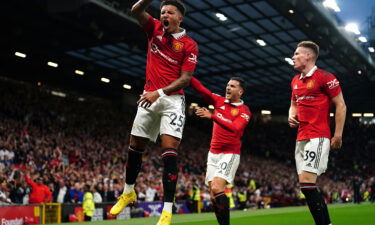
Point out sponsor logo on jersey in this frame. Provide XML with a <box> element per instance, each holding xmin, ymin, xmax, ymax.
<box><xmin>151</xmin><ymin>43</ymin><xmax>178</xmax><ymax>64</ymax></box>
<box><xmin>231</xmin><ymin>108</ymin><xmax>239</xmax><ymax>116</ymax></box>
<box><xmin>217</xmin><ymin>113</ymin><xmax>232</xmax><ymax>123</ymax></box>
<box><xmin>240</xmin><ymin>113</ymin><xmax>250</xmax><ymax>121</ymax></box>
<box><xmin>188</xmin><ymin>53</ymin><xmax>197</xmax><ymax>64</ymax></box>
<box><xmin>294</xmin><ymin>84</ymin><xmax>298</xmax><ymax>89</ymax></box>
<box><xmin>172</xmin><ymin>41</ymin><xmax>184</xmax><ymax>52</ymax></box>
<box><xmin>156</xmin><ymin>35</ymin><xmax>162</xmax><ymax>41</ymax></box>
<box><xmin>295</xmin><ymin>95</ymin><xmax>315</xmax><ymax>102</ymax></box>
<box><xmin>327</xmin><ymin>79</ymin><xmax>339</xmax><ymax>89</ymax></box>
<box><xmin>307</xmin><ymin>80</ymin><xmax>315</xmax><ymax>89</ymax></box>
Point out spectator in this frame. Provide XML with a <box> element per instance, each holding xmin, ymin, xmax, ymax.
<box><xmin>0</xmin><ymin>179</ymin><xmax>12</xmax><ymax>205</ymax></box>
<box><xmin>0</xmin><ymin>77</ymin><xmax>373</xmax><ymax>211</ymax></box>
<box><xmin>69</xmin><ymin>182</ymin><xmax>84</xmax><ymax>203</ymax></box>
<box><xmin>93</xmin><ymin>185</ymin><xmax>103</xmax><ymax>203</ymax></box>
<box><xmin>53</xmin><ymin>179</ymin><xmax>70</xmax><ymax>203</ymax></box>
<box><xmin>24</xmin><ymin>173</ymin><xmax>52</xmax><ymax>204</ymax></box>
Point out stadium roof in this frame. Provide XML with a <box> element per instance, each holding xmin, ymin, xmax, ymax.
<box><xmin>1</xmin><ymin>0</ymin><xmax>375</xmax><ymax>111</ymax></box>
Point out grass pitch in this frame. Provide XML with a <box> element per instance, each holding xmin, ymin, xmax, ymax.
<box><xmin>55</xmin><ymin>203</ymin><xmax>375</xmax><ymax>225</ymax></box>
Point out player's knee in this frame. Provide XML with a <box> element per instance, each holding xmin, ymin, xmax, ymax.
<box><xmin>299</xmin><ymin>171</ymin><xmax>317</xmax><ymax>183</ymax></box>
<box><xmin>211</xmin><ymin>183</ymin><xmax>225</xmax><ymax>195</ymax></box>
<box><xmin>210</xmin><ymin>193</ymin><xmax>216</xmax><ymax>202</ymax></box>
<box><xmin>161</xmin><ymin>134</ymin><xmax>180</xmax><ymax>149</ymax></box>
<box><xmin>130</xmin><ymin>135</ymin><xmax>149</xmax><ymax>149</ymax></box>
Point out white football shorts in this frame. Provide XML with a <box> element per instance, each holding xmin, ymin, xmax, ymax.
<box><xmin>131</xmin><ymin>94</ymin><xmax>186</xmax><ymax>142</ymax></box>
<box><xmin>295</xmin><ymin>137</ymin><xmax>330</xmax><ymax>176</ymax></box>
<box><xmin>205</xmin><ymin>152</ymin><xmax>240</xmax><ymax>186</ymax></box>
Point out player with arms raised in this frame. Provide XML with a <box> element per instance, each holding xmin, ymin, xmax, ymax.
<box><xmin>110</xmin><ymin>1</ymin><xmax>198</xmax><ymax>225</ymax></box>
<box><xmin>190</xmin><ymin>77</ymin><xmax>251</xmax><ymax>225</ymax></box>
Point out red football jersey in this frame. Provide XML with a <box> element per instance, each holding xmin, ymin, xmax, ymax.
<box><xmin>191</xmin><ymin>78</ymin><xmax>251</xmax><ymax>154</ymax></box>
<box><xmin>143</xmin><ymin>16</ymin><xmax>199</xmax><ymax>95</ymax></box>
<box><xmin>291</xmin><ymin>67</ymin><xmax>342</xmax><ymax>141</ymax></box>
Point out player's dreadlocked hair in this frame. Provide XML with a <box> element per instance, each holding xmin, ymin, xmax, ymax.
<box><xmin>160</xmin><ymin>0</ymin><xmax>186</xmax><ymax>16</ymax></box>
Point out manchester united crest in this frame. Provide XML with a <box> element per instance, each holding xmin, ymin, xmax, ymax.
<box><xmin>307</xmin><ymin>80</ymin><xmax>315</xmax><ymax>89</ymax></box>
<box><xmin>172</xmin><ymin>41</ymin><xmax>184</xmax><ymax>52</ymax></box>
<box><xmin>231</xmin><ymin>108</ymin><xmax>239</xmax><ymax>116</ymax></box>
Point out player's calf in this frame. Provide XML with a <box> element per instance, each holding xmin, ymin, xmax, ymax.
<box><xmin>161</xmin><ymin>148</ymin><xmax>178</xmax><ymax>211</ymax></box>
<box><xmin>213</xmin><ymin>192</ymin><xmax>230</xmax><ymax>225</ymax></box>
<box><xmin>300</xmin><ymin>183</ymin><xmax>331</xmax><ymax>225</ymax></box>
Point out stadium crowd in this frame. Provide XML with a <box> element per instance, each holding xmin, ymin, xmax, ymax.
<box><xmin>0</xmin><ymin>77</ymin><xmax>374</xmax><ymax>210</ymax></box>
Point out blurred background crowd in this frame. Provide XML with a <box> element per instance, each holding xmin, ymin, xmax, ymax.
<box><xmin>1</xmin><ymin>77</ymin><xmax>374</xmax><ymax>211</ymax></box>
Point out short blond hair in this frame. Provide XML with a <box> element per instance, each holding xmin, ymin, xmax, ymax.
<box><xmin>297</xmin><ymin>41</ymin><xmax>319</xmax><ymax>60</ymax></box>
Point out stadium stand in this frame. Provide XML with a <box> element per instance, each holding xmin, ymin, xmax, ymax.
<box><xmin>1</xmin><ymin>77</ymin><xmax>374</xmax><ymax>212</ymax></box>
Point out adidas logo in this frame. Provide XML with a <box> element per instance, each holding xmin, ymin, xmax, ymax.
<box><xmin>156</xmin><ymin>35</ymin><xmax>162</xmax><ymax>41</ymax></box>
<box><xmin>306</xmin><ymin>163</ymin><xmax>312</xmax><ymax>167</ymax></box>
<box><xmin>175</xmin><ymin>128</ymin><xmax>181</xmax><ymax>133</ymax></box>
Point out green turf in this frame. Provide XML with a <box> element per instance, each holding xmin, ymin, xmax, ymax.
<box><xmin>54</xmin><ymin>203</ymin><xmax>375</xmax><ymax>225</ymax></box>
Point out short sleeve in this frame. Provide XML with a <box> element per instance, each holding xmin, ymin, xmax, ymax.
<box><xmin>181</xmin><ymin>41</ymin><xmax>199</xmax><ymax>72</ymax></box>
<box><xmin>142</xmin><ymin>15</ymin><xmax>158</xmax><ymax>39</ymax></box>
<box><xmin>322</xmin><ymin>73</ymin><xmax>342</xmax><ymax>98</ymax></box>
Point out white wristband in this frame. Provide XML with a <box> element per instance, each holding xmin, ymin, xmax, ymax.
<box><xmin>157</xmin><ymin>89</ymin><xmax>166</xmax><ymax>97</ymax></box>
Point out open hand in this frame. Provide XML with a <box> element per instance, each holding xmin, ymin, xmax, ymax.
<box><xmin>195</xmin><ymin>107</ymin><xmax>212</xmax><ymax>119</ymax></box>
<box><xmin>137</xmin><ymin>91</ymin><xmax>160</xmax><ymax>108</ymax></box>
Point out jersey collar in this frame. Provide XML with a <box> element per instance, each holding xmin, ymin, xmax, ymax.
<box><xmin>224</xmin><ymin>99</ymin><xmax>244</xmax><ymax>106</ymax></box>
<box><xmin>299</xmin><ymin>66</ymin><xmax>317</xmax><ymax>80</ymax></box>
<box><xmin>171</xmin><ymin>28</ymin><xmax>186</xmax><ymax>39</ymax></box>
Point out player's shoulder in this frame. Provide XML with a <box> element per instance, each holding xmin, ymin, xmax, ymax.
<box><xmin>241</xmin><ymin>104</ymin><xmax>251</xmax><ymax>114</ymax></box>
<box><xmin>239</xmin><ymin>104</ymin><xmax>251</xmax><ymax>121</ymax></box>
<box><xmin>315</xmin><ymin>68</ymin><xmax>335</xmax><ymax>78</ymax></box>
<box><xmin>183</xmin><ymin>34</ymin><xmax>198</xmax><ymax>48</ymax></box>
<box><xmin>213</xmin><ymin>93</ymin><xmax>225</xmax><ymax>102</ymax></box>
<box><xmin>145</xmin><ymin>15</ymin><xmax>161</xmax><ymax>27</ymax></box>
<box><xmin>291</xmin><ymin>74</ymin><xmax>300</xmax><ymax>83</ymax></box>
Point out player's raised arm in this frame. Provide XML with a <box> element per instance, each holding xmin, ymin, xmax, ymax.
<box><xmin>211</xmin><ymin>109</ymin><xmax>251</xmax><ymax>133</ymax></box>
<box><xmin>131</xmin><ymin>0</ymin><xmax>153</xmax><ymax>25</ymax></box>
<box><xmin>190</xmin><ymin>77</ymin><xmax>216</xmax><ymax>105</ymax></box>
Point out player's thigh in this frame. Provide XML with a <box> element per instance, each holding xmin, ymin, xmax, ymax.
<box><xmin>160</xmin><ymin>95</ymin><xmax>186</xmax><ymax>141</ymax></box>
<box><xmin>298</xmin><ymin>137</ymin><xmax>330</xmax><ymax>176</ymax></box>
<box><xmin>211</xmin><ymin>177</ymin><xmax>227</xmax><ymax>194</ymax></box>
<box><xmin>299</xmin><ymin>170</ymin><xmax>318</xmax><ymax>183</ymax></box>
<box><xmin>213</xmin><ymin>153</ymin><xmax>240</xmax><ymax>185</ymax></box>
<box><xmin>131</xmin><ymin>105</ymin><xmax>161</xmax><ymax>142</ymax></box>
<box><xmin>295</xmin><ymin>140</ymin><xmax>308</xmax><ymax>175</ymax></box>
<box><xmin>205</xmin><ymin>152</ymin><xmax>220</xmax><ymax>186</ymax></box>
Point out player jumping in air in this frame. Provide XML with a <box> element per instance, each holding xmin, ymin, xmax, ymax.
<box><xmin>110</xmin><ymin>1</ymin><xmax>198</xmax><ymax>225</ymax></box>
